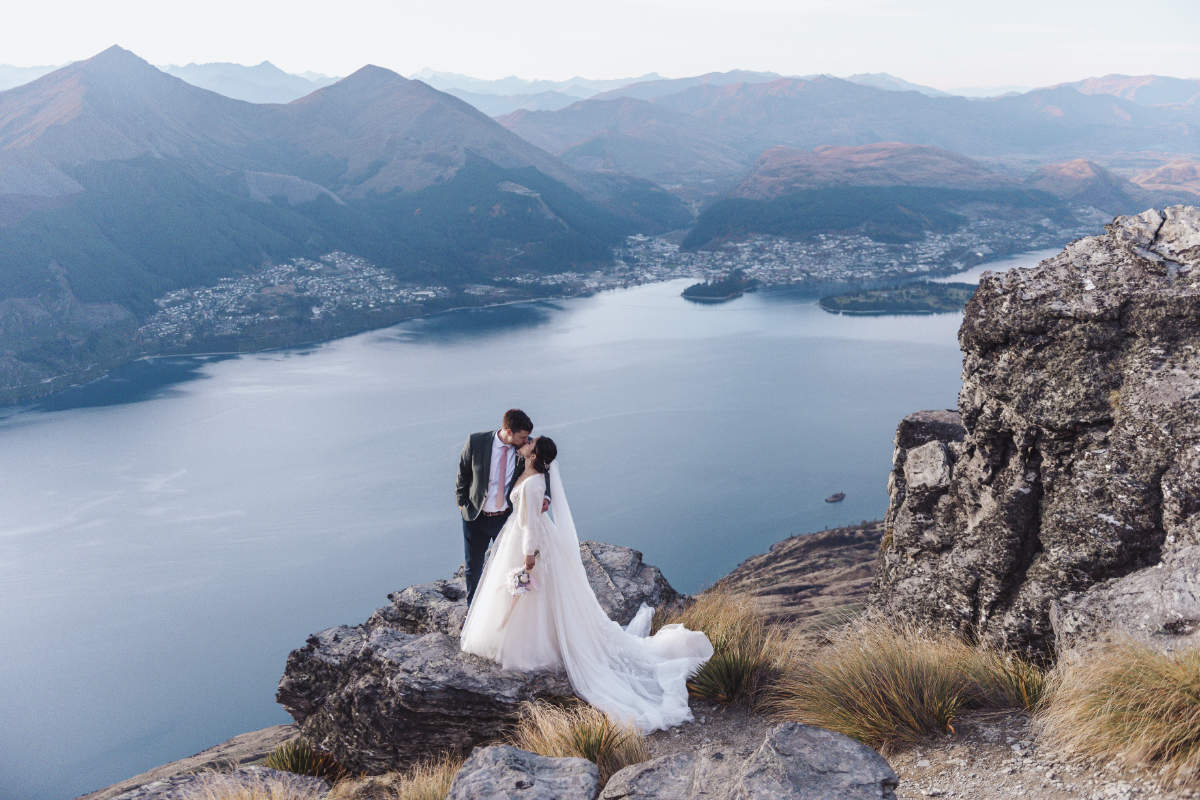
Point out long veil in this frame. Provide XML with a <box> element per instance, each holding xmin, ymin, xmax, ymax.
<box><xmin>547</xmin><ymin>461</ymin><xmax>582</xmax><ymax>561</ymax></box>
<box><xmin>544</xmin><ymin>461</ymin><xmax>714</xmax><ymax>732</ymax></box>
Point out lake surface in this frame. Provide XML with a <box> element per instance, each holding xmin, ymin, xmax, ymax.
<box><xmin>928</xmin><ymin>247</ymin><xmax>1059</xmax><ymax>284</ymax></box>
<box><xmin>0</xmin><ymin>252</ymin><xmax>1047</xmax><ymax>799</ymax></box>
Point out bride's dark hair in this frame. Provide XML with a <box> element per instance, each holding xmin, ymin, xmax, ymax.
<box><xmin>532</xmin><ymin>436</ymin><xmax>557</xmax><ymax>474</ymax></box>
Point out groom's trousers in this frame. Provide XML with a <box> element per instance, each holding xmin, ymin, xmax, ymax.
<box><xmin>463</xmin><ymin>511</ymin><xmax>509</xmax><ymax>607</ymax></box>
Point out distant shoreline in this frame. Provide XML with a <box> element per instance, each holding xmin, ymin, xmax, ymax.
<box><xmin>4</xmin><ymin>244</ymin><xmax>1057</xmax><ymax>409</ymax></box>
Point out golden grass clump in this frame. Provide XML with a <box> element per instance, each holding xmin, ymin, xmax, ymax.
<box><xmin>766</xmin><ymin>619</ymin><xmax>967</xmax><ymax>752</ymax></box>
<box><xmin>668</xmin><ymin>590</ymin><xmax>766</xmax><ymax>653</ymax></box>
<box><xmin>662</xmin><ymin>590</ymin><xmax>778</xmax><ymax>706</ymax></box>
<box><xmin>180</xmin><ymin>770</ymin><xmax>329</xmax><ymax>800</ymax></box>
<box><xmin>763</xmin><ymin>618</ymin><xmax>1044</xmax><ymax>753</ymax></box>
<box><xmin>508</xmin><ymin>700</ymin><xmax>649</xmax><ymax>784</ymax></box>
<box><xmin>960</xmin><ymin>647</ymin><xmax>1046</xmax><ymax>711</ymax></box>
<box><xmin>325</xmin><ymin>751</ymin><xmax>464</xmax><ymax>800</ymax></box>
<box><xmin>1037</xmin><ymin>642</ymin><xmax>1200</xmax><ymax>787</ymax></box>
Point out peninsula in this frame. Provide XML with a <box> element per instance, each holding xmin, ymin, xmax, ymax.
<box><xmin>819</xmin><ymin>281</ymin><xmax>976</xmax><ymax>315</ymax></box>
<box><xmin>681</xmin><ymin>269</ymin><xmax>759</xmax><ymax>303</ymax></box>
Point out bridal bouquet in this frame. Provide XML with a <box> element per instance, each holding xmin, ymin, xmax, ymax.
<box><xmin>505</xmin><ymin>549</ymin><xmax>541</xmax><ymax>596</ymax></box>
<box><xmin>506</xmin><ymin>565</ymin><xmax>538</xmax><ymax>596</ymax></box>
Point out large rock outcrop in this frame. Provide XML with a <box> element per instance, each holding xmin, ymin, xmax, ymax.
<box><xmin>872</xmin><ymin>206</ymin><xmax>1200</xmax><ymax>658</ymax></box>
<box><xmin>276</xmin><ymin>541</ymin><xmax>685</xmax><ymax>774</ymax></box>
<box><xmin>598</xmin><ymin>722</ymin><xmax>898</xmax><ymax>799</ymax></box>
<box><xmin>77</xmin><ymin>725</ymin><xmax>299</xmax><ymax>800</ymax></box>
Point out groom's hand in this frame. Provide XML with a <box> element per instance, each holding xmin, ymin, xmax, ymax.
<box><xmin>525</xmin><ymin>555</ymin><xmax>537</xmax><ymax>571</ymax></box>
<box><xmin>541</xmin><ymin>498</ymin><xmax>550</xmax><ymax>513</ymax></box>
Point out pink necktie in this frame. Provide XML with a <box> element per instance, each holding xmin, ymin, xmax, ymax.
<box><xmin>493</xmin><ymin>445</ymin><xmax>509</xmax><ymax>510</ymax></box>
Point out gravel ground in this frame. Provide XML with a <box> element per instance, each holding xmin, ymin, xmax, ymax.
<box><xmin>889</xmin><ymin>709</ymin><xmax>1199</xmax><ymax>800</ymax></box>
<box><xmin>643</xmin><ymin>703</ymin><xmax>1199</xmax><ymax>800</ymax></box>
<box><xmin>643</xmin><ymin>697</ymin><xmax>776</xmax><ymax>764</ymax></box>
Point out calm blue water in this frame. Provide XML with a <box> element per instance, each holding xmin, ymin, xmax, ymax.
<box><xmin>928</xmin><ymin>247</ymin><xmax>1058</xmax><ymax>284</ymax></box>
<box><xmin>0</xmin><ymin>256</ymin><xmax>1045</xmax><ymax>799</ymax></box>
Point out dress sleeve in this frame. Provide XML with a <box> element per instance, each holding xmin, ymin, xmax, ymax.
<box><xmin>521</xmin><ymin>476</ymin><xmax>546</xmax><ymax>556</ymax></box>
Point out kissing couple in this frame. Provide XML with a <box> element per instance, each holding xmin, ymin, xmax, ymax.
<box><xmin>455</xmin><ymin>409</ymin><xmax>714</xmax><ymax>732</ymax></box>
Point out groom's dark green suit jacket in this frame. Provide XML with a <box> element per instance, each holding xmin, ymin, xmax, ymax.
<box><xmin>456</xmin><ymin>430</ymin><xmax>525</xmax><ymax>522</ymax></box>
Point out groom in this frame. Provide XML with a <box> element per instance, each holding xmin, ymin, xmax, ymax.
<box><xmin>456</xmin><ymin>409</ymin><xmax>549</xmax><ymax>607</ymax></box>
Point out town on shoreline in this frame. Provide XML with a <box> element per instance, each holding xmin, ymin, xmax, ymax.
<box><xmin>4</xmin><ymin>214</ymin><xmax>1093</xmax><ymax>407</ymax></box>
<box><xmin>134</xmin><ymin>212</ymin><xmax>1089</xmax><ymax>355</ymax></box>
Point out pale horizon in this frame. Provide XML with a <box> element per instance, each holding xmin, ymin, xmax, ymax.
<box><xmin>2</xmin><ymin>0</ymin><xmax>1198</xmax><ymax>92</ymax></box>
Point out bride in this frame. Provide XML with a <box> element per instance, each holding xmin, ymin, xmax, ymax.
<box><xmin>458</xmin><ymin>435</ymin><xmax>714</xmax><ymax>733</ymax></box>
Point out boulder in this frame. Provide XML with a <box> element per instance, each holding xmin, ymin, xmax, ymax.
<box><xmin>366</xmin><ymin>576</ymin><xmax>469</xmax><ymax>636</ymax></box>
<box><xmin>1051</xmin><ymin>543</ymin><xmax>1200</xmax><ymax>655</ymax></box>
<box><xmin>446</xmin><ymin>745</ymin><xmax>599</xmax><ymax>800</ymax></box>
<box><xmin>277</xmin><ymin>541</ymin><xmax>686</xmax><ymax>774</ymax></box>
<box><xmin>599</xmin><ymin>722</ymin><xmax>898</xmax><ymax>799</ymax></box>
<box><xmin>365</xmin><ymin>540</ymin><xmax>684</xmax><ymax>637</ymax></box>
<box><xmin>107</xmin><ymin>766</ymin><xmax>328</xmax><ymax>800</ymax></box>
<box><xmin>277</xmin><ymin>624</ymin><xmax>574</xmax><ymax>775</ymax></box>
<box><xmin>872</xmin><ymin>207</ymin><xmax>1200</xmax><ymax>658</ymax></box>
<box><xmin>734</xmin><ymin>723</ymin><xmax>898</xmax><ymax>799</ymax></box>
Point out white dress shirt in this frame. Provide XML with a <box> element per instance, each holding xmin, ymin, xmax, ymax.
<box><xmin>481</xmin><ymin>431</ymin><xmax>518</xmax><ymax>513</ymax></box>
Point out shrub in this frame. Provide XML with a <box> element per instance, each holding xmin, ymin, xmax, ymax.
<box><xmin>764</xmin><ymin>619</ymin><xmax>1044</xmax><ymax>752</ymax></box>
<box><xmin>264</xmin><ymin>738</ymin><xmax>349</xmax><ymax>782</ymax></box>
<box><xmin>1037</xmin><ymin>642</ymin><xmax>1200</xmax><ymax>787</ymax></box>
<box><xmin>325</xmin><ymin>752</ymin><xmax>465</xmax><ymax>800</ymax></box>
<box><xmin>662</xmin><ymin>590</ymin><xmax>777</xmax><ymax>707</ymax></box>
<box><xmin>508</xmin><ymin>700</ymin><xmax>649</xmax><ymax>784</ymax></box>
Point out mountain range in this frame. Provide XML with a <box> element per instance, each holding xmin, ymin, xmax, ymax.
<box><xmin>0</xmin><ymin>46</ymin><xmax>683</xmax><ymax>301</ymax></box>
<box><xmin>161</xmin><ymin>61</ymin><xmax>338</xmax><ymax>103</ymax></box>
<box><xmin>3</xmin><ymin>46</ymin><xmax>1200</xmax><ymax>402</ymax></box>
<box><xmin>500</xmin><ymin>75</ymin><xmax>1200</xmax><ymax>196</ymax></box>
<box><xmin>411</xmin><ymin>69</ymin><xmax>666</xmax><ymax>98</ymax></box>
<box><xmin>1058</xmin><ymin>74</ymin><xmax>1200</xmax><ymax>106</ymax></box>
<box><xmin>681</xmin><ymin>143</ymin><xmax>1183</xmax><ymax>249</ymax></box>
<box><xmin>0</xmin><ymin>46</ymin><xmax>687</xmax><ymax>400</ymax></box>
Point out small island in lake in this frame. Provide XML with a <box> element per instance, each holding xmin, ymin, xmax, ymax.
<box><xmin>682</xmin><ymin>269</ymin><xmax>759</xmax><ymax>303</ymax></box>
<box><xmin>819</xmin><ymin>281</ymin><xmax>976</xmax><ymax>315</ymax></box>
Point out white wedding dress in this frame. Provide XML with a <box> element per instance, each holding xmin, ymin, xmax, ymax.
<box><xmin>459</xmin><ymin>462</ymin><xmax>714</xmax><ymax>733</ymax></box>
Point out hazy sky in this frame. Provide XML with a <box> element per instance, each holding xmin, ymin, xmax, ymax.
<box><xmin>4</xmin><ymin>0</ymin><xmax>1199</xmax><ymax>89</ymax></box>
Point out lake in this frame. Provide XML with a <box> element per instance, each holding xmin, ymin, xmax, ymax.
<box><xmin>0</xmin><ymin>250</ymin><xmax>1054</xmax><ymax>799</ymax></box>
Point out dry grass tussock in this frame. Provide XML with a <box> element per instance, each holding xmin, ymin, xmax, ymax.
<box><xmin>323</xmin><ymin>752</ymin><xmax>464</xmax><ymax>800</ymax></box>
<box><xmin>661</xmin><ymin>590</ymin><xmax>780</xmax><ymax>706</ymax></box>
<box><xmin>1037</xmin><ymin>641</ymin><xmax>1200</xmax><ymax>788</ymax></box>
<box><xmin>763</xmin><ymin>617</ymin><xmax>1045</xmax><ymax>753</ymax></box>
<box><xmin>508</xmin><ymin>699</ymin><xmax>649</xmax><ymax>784</ymax></box>
<box><xmin>180</xmin><ymin>770</ymin><xmax>329</xmax><ymax>800</ymax></box>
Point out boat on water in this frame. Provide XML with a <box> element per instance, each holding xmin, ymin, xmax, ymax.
<box><xmin>825</xmin><ymin>492</ymin><xmax>845</xmax><ymax>503</ymax></box>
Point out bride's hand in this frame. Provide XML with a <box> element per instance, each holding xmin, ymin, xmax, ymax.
<box><xmin>525</xmin><ymin>555</ymin><xmax>536</xmax><ymax>571</ymax></box>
